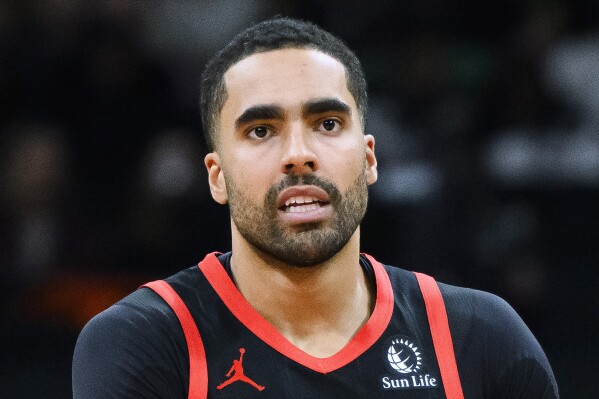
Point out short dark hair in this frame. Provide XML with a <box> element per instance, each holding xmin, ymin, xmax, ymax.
<box><xmin>199</xmin><ymin>17</ymin><xmax>367</xmax><ymax>151</ymax></box>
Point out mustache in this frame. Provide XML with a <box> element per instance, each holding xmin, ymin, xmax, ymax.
<box><xmin>265</xmin><ymin>174</ymin><xmax>341</xmax><ymax>207</ymax></box>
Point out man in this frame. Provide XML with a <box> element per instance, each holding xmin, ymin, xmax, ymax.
<box><xmin>73</xmin><ymin>18</ymin><xmax>558</xmax><ymax>398</ymax></box>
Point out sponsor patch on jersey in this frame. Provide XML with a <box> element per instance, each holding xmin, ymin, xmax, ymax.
<box><xmin>379</xmin><ymin>335</ymin><xmax>439</xmax><ymax>391</ymax></box>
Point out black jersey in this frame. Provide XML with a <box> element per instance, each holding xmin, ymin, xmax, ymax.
<box><xmin>73</xmin><ymin>253</ymin><xmax>558</xmax><ymax>398</ymax></box>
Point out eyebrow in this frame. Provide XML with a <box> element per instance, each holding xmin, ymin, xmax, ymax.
<box><xmin>302</xmin><ymin>98</ymin><xmax>351</xmax><ymax>118</ymax></box>
<box><xmin>235</xmin><ymin>104</ymin><xmax>285</xmax><ymax>129</ymax></box>
<box><xmin>234</xmin><ymin>98</ymin><xmax>352</xmax><ymax>130</ymax></box>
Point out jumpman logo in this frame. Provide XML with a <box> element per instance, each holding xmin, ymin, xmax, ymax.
<box><xmin>216</xmin><ymin>348</ymin><xmax>265</xmax><ymax>392</ymax></box>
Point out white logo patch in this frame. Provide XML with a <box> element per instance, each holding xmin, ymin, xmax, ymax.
<box><xmin>380</xmin><ymin>336</ymin><xmax>438</xmax><ymax>391</ymax></box>
<box><xmin>387</xmin><ymin>338</ymin><xmax>422</xmax><ymax>374</ymax></box>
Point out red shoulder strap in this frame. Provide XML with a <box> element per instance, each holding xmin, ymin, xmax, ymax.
<box><xmin>414</xmin><ymin>272</ymin><xmax>464</xmax><ymax>399</ymax></box>
<box><xmin>142</xmin><ymin>280</ymin><xmax>208</xmax><ymax>399</ymax></box>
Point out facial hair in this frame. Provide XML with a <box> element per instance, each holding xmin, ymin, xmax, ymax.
<box><xmin>226</xmin><ymin>169</ymin><xmax>369</xmax><ymax>267</ymax></box>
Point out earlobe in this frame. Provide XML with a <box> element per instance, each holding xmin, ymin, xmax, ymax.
<box><xmin>364</xmin><ymin>134</ymin><xmax>378</xmax><ymax>185</ymax></box>
<box><xmin>204</xmin><ymin>152</ymin><xmax>228</xmax><ymax>204</ymax></box>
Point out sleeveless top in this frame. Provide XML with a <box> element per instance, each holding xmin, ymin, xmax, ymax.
<box><xmin>141</xmin><ymin>252</ymin><xmax>463</xmax><ymax>398</ymax></box>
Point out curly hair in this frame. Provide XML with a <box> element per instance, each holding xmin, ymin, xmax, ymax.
<box><xmin>199</xmin><ymin>17</ymin><xmax>367</xmax><ymax>151</ymax></box>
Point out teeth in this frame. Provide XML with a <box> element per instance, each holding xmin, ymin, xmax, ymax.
<box><xmin>285</xmin><ymin>196</ymin><xmax>318</xmax><ymax>206</ymax></box>
<box><xmin>287</xmin><ymin>203</ymin><xmax>320</xmax><ymax>213</ymax></box>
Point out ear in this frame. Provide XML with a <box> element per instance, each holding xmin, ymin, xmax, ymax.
<box><xmin>364</xmin><ymin>134</ymin><xmax>378</xmax><ymax>185</ymax></box>
<box><xmin>204</xmin><ymin>152</ymin><xmax>228</xmax><ymax>204</ymax></box>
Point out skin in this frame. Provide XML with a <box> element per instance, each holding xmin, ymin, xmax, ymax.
<box><xmin>204</xmin><ymin>48</ymin><xmax>378</xmax><ymax>357</ymax></box>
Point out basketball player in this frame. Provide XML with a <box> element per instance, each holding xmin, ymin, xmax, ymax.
<box><xmin>73</xmin><ymin>18</ymin><xmax>558</xmax><ymax>398</ymax></box>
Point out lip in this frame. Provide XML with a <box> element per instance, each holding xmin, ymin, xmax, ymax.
<box><xmin>276</xmin><ymin>185</ymin><xmax>332</xmax><ymax>225</ymax></box>
<box><xmin>277</xmin><ymin>185</ymin><xmax>330</xmax><ymax>209</ymax></box>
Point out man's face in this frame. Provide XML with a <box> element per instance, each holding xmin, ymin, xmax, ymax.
<box><xmin>205</xmin><ymin>48</ymin><xmax>377</xmax><ymax>266</ymax></box>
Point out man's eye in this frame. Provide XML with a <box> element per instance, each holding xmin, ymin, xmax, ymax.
<box><xmin>248</xmin><ymin>126</ymin><xmax>270</xmax><ymax>139</ymax></box>
<box><xmin>319</xmin><ymin>119</ymin><xmax>341</xmax><ymax>132</ymax></box>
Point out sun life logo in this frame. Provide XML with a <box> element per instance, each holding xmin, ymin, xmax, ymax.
<box><xmin>387</xmin><ymin>338</ymin><xmax>422</xmax><ymax>374</ymax></box>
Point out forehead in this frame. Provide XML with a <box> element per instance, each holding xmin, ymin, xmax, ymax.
<box><xmin>222</xmin><ymin>48</ymin><xmax>356</xmax><ymax>118</ymax></box>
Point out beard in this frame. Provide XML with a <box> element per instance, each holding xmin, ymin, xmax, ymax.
<box><xmin>226</xmin><ymin>169</ymin><xmax>368</xmax><ymax>267</ymax></box>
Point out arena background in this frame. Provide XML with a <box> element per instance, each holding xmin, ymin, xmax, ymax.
<box><xmin>1</xmin><ymin>1</ymin><xmax>597</xmax><ymax>397</ymax></box>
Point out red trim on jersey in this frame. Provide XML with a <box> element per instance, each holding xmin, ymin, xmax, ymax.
<box><xmin>414</xmin><ymin>272</ymin><xmax>464</xmax><ymax>399</ymax></box>
<box><xmin>142</xmin><ymin>280</ymin><xmax>208</xmax><ymax>399</ymax></box>
<box><xmin>198</xmin><ymin>252</ymin><xmax>394</xmax><ymax>374</ymax></box>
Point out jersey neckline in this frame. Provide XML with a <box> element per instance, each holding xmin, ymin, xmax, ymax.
<box><xmin>198</xmin><ymin>252</ymin><xmax>394</xmax><ymax>374</ymax></box>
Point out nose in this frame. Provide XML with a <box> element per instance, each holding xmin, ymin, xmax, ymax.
<box><xmin>280</xmin><ymin>128</ymin><xmax>319</xmax><ymax>175</ymax></box>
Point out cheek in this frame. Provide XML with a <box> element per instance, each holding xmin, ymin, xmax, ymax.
<box><xmin>226</xmin><ymin>159</ymin><xmax>274</xmax><ymax>200</ymax></box>
<box><xmin>317</xmin><ymin>138</ymin><xmax>365</xmax><ymax>181</ymax></box>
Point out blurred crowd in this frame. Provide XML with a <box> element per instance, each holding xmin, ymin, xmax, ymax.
<box><xmin>0</xmin><ymin>1</ymin><xmax>597</xmax><ymax>397</ymax></box>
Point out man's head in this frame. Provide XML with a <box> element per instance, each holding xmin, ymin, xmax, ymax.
<box><xmin>202</xmin><ymin>19</ymin><xmax>377</xmax><ymax>267</ymax></box>
<box><xmin>200</xmin><ymin>17</ymin><xmax>367</xmax><ymax>151</ymax></box>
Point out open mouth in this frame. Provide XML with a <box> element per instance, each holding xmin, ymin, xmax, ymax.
<box><xmin>281</xmin><ymin>196</ymin><xmax>329</xmax><ymax>213</ymax></box>
<box><xmin>276</xmin><ymin>185</ymin><xmax>333</xmax><ymax>224</ymax></box>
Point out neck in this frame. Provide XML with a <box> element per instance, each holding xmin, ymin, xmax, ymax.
<box><xmin>229</xmin><ymin>223</ymin><xmax>375</xmax><ymax>358</ymax></box>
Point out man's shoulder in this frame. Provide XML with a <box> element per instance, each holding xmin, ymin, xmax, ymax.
<box><xmin>438</xmin><ymin>279</ymin><xmax>507</xmax><ymax>310</ymax></box>
<box><xmin>75</xmin><ymin>281</ymin><xmax>177</xmax><ymax>353</ymax></box>
<box><xmin>379</xmin><ymin>261</ymin><xmax>523</xmax><ymax>331</ymax></box>
<box><xmin>72</xmin><ymin>267</ymin><xmax>194</xmax><ymax>398</ymax></box>
<box><xmin>76</xmin><ymin>263</ymin><xmax>201</xmax><ymax>349</ymax></box>
<box><xmin>435</xmin><ymin>280</ymin><xmax>528</xmax><ymax>336</ymax></box>
<box><xmin>378</xmin><ymin>262</ymin><xmax>548</xmax><ymax>359</ymax></box>
<box><xmin>432</xmin><ymin>278</ymin><xmax>558</xmax><ymax>396</ymax></box>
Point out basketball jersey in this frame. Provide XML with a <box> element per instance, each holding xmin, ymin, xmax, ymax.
<box><xmin>141</xmin><ymin>252</ymin><xmax>463</xmax><ymax>398</ymax></box>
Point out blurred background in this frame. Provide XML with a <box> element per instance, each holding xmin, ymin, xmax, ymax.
<box><xmin>0</xmin><ymin>0</ymin><xmax>597</xmax><ymax>397</ymax></box>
